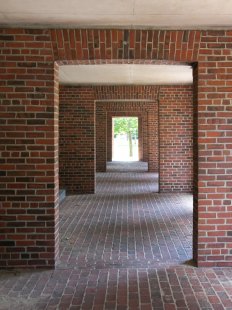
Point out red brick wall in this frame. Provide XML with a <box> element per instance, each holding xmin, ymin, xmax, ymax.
<box><xmin>0</xmin><ymin>29</ymin><xmax>59</xmax><ymax>268</ymax></box>
<box><xmin>95</xmin><ymin>86</ymin><xmax>158</xmax><ymax>100</ymax></box>
<box><xmin>107</xmin><ymin>115</ymin><xmax>113</xmax><ymax>162</ymax></box>
<box><xmin>1</xmin><ymin>28</ymin><xmax>232</xmax><ymax>267</ymax></box>
<box><xmin>96</xmin><ymin>104</ymin><xmax>107</xmax><ymax>172</ymax></box>
<box><xmin>59</xmin><ymin>86</ymin><xmax>95</xmax><ymax>194</ymax></box>
<box><xmin>197</xmin><ymin>31</ymin><xmax>232</xmax><ymax>266</ymax></box>
<box><xmin>138</xmin><ymin>117</ymin><xmax>144</xmax><ymax>161</ymax></box>
<box><xmin>159</xmin><ymin>86</ymin><xmax>193</xmax><ymax>192</ymax></box>
<box><xmin>193</xmin><ymin>64</ymin><xmax>199</xmax><ymax>264</ymax></box>
<box><xmin>142</xmin><ymin>114</ymin><xmax>148</xmax><ymax>162</ymax></box>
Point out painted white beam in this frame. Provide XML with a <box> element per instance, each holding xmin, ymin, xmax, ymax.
<box><xmin>59</xmin><ymin>64</ymin><xmax>193</xmax><ymax>86</ymax></box>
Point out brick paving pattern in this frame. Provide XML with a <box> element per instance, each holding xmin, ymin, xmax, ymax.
<box><xmin>107</xmin><ymin>161</ymin><xmax>148</xmax><ymax>172</ymax></box>
<box><xmin>0</xmin><ymin>162</ymin><xmax>232</xmax><ymax>309</ymax></box>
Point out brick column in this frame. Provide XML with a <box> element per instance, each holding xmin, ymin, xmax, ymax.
<box><xmin>107</xmin><ymin>114</ymin><xmax>113</xmax><ymax>162</ymax></box>
<box><xmin>159</xmin><ymin>86</ymin><xmax>193</xmax><ymax>192</ymax></box>
<box><xmin>193</xmin><ymin>65</ymin><xmax>199</xmax><ymax>264</ymax></box>
<box><xmin>59</xmin><ymin>86</ymin><xmax>96</xmax><ymax>194</ymax></box>
<box><xmin>96</xmin><ymin>104</ymin><xmax>107</xmax><ymax>172</ymax></box>
<box><xmin>196</xmin><ymin>35</ymin><xmax>232</xmax><ymax>266</ymax></box>
<box><xmin>147</xmin><ymin>104</ymin><xmax>159</xmax><ymax>172</ymax></box>
<box><xmin>138</xmin><ymin>117</ymin><xmax>143</xmax><ymax>161</ymax></box>
<box><xmin>143</xmin><ymin>113</ymin><xmax>148</xmax><ymax>162</ymax></box>
<box><xmin>0</xmin><ymin>30</ymin><xmax>59</xmax><ymax>268</ymax></box>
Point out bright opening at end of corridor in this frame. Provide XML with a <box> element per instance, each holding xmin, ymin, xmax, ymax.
<box><xmin>112</xmin><ymin>117</ymin><xmax>139</xmax><ymax>162</ymax></box>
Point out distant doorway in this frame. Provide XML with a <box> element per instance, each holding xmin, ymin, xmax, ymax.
<box><xmin>112</xmin><ymin>117</ymin><xmax>139</xmax><ymax>161</ymax></box>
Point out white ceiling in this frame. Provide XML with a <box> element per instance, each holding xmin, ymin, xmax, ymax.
<box><xmin>0</xmin><ymin>0</ymin><xmax>232</xmax><ymax>28</ymax></box>
<box><xmin>59</xmin><ymin>64</ymin><xmax>193</xmax><ymax>86</ymax></box>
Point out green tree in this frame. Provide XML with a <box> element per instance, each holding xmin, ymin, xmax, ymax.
<box><xmin>113</xmin><ymin>117</ymin><xmax>138</xmax><ymax>157</ymax></box>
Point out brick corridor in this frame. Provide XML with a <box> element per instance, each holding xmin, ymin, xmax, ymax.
<box><xmin>59</xmin><ymin>164</ymin><xmax>191</xmax><ymax>268</ymax></box>
<box><xmin>1</xmin><ymin>162</ymin><xmax>232</xmax><ymax>309</ymax></box>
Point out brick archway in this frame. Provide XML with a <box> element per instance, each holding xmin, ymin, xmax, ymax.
<box><xmin>1</xmin><ymin>28</ymin><xmax>232</xmax><ymax>267</ymax></box>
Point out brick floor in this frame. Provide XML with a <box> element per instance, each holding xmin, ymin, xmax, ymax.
<box><xmin>107</xmin><ymin>161</ymin><xmax>148</xmax><ymax>172</ymax></box>
<box><xmin>0</xmin><ymin>162</ymin><xmax>232</xmax><ymax>309</ymax></box>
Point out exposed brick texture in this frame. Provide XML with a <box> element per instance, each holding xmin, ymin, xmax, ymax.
<box><xmin>0</xmin><ymin>29</ymin><xmax>59</xmax><ymax>269</ymax></box>
<box><xmin>193</xmin><ymin>64</ymin><xmax>199</xmax><ymax>264</ymax></box>
<box><xmin>59</xmin><ymin>86</ymin><xmax>95</xmax><ymax>194</ymax></box>
<box><xmin>138</xmin><ymin>116</ymin><xmax>144</xmax><ymax>161</ymax></box>
<box><xmin>159</xmin><ymin>86</ymin><xmax>193</xmax><ymax>192</ymax></box>
<box><xmin>96</xmin><ymin>103</ymin><xmax>107</xmax><ymax>172</ymax></box>
<box><xmin>1</xmin><ymin>28</ymin><xmax>232</xmax><ymax>267</ymax></box>
<box><xmin>107</xmin><ymin>113</ymin><xmax>113</xmax><ymax>162</ymax></box>
<box><xmin>95</xmin><ymin>85</ymin><xmax>159</xmax><ymax>100</ymax></box>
